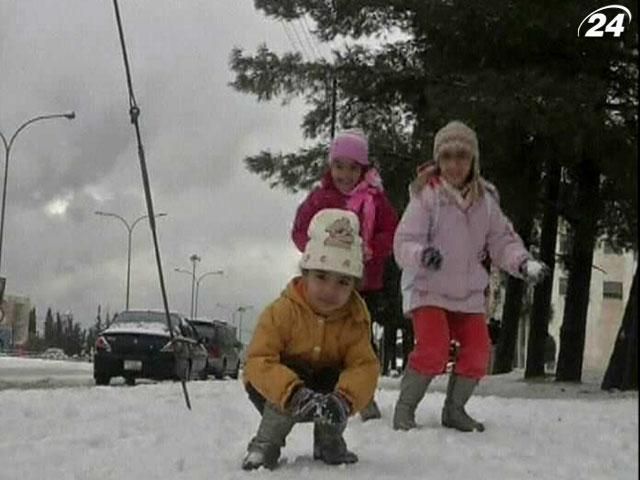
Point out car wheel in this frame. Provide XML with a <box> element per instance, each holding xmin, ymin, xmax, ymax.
<box><xmin>214</xmin><ymin>359</ymin><xmax>226</xmax><ymax>380</ymax></box>
<box><xmin>229</xmin><ymin>361</ymin><xmax>240</xmax><ymax>380</ymax></box>
<box><xmin>95</xmin><ymin>375</ymin><xmax>110</xmax><ymax>386</ymax></box>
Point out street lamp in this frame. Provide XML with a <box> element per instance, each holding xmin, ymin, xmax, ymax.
<box><xmin>0</xmin><ymin>111</ymin><xmax>75</xmax><ymax>276</ymax></box>
<box><xmin>175</xmin><ymin>267</ymin><xmax>224</xmax><ymax>319</ymax></box>
<box><xmin>95</xmin><ymin>211</ymin><xmax>167</xmax><ymax>310</ymax></box>
<box><xmin>235</xmin><ymin>305</ymin><xmax>253</xmax><ymax>344</ymax></box>
<box><xmin>194</xmin><ymin>270</ymin><xmax>224</xmax><ymax>319</ymax></box>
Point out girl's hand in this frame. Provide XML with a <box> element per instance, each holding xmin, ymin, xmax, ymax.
<box><xmin>410</xmin><ymin>161</ymin><xmax>438</xmax><ymax>196</ymax></box>
<box><xmin>519</xmin><ymin>259</ymin><xmax>549</xmax><ymax>284</ymax></box>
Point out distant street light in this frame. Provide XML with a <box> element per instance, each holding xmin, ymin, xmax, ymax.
<box><xmin>235</xmin><ymin>305</ymin><xmax>253</xmax><ymax>344</ymax></box>
<box><xmin>176</xmin><ymin>266</ymin><xmax>224</xmax><ymax>319</ymax></box>
<box><xmin>215</xmin><ymin>302</ymin><xmax>253</xmax><ymax>342</ymax></box>
<box><xmin>0</xmin><ymin>111</ymin><xmax>75</xmax><ymax>279</ymax></box>
<box><xmin>95</xmin><ymin>211</ymin><xmax>167</xmax><ymax>310</ymax></box>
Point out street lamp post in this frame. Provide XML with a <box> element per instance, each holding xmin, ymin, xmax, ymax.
<box><xmin>0</xmin><ymin>111</ymin><xmax>75</xmax><ymax>276</ymax></box>
<box><xmin>194</xmin><ymin>270</ymin><xmax>224</xmax><ymax>319</ymax></box>
<box><xmin>235</xmin><ymin>305</ymin><xmax>253</xmax><ymax>344</ymax></box>
<box><xmin>189</xmin><ymin>254</ymin><xmax>200</xmax><ymax>320</ymax></box>
<box><xmin>95</xmin><ymin>211</ymin><xmax>167</xmax><ymax>310</ymax></box>
<box><xmin>175</xmin><ymin>262</ymin><xmax>224</xmax><ymax>320</ymax></box>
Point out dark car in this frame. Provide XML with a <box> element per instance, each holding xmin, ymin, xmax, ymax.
<box><xmin>187</xmin><ymin>318</ymin><xmax>242</xmax><ymax>379</ymax></box>
<box><xmin>93</xmin><ymin>310</ymin><xmax>207</xmax><ymax>386</ymax></box>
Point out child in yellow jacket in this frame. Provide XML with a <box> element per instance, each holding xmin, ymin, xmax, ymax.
<box><xmin>242</xmin><ymin>208</ymin><xmax>379</xmax><ymax>470</ymax></box>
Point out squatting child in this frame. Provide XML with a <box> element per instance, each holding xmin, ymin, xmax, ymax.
<box><xmin>242</xmin><ymin>208</ymin><xmax>379</xmax><ymax>470</ymax></box>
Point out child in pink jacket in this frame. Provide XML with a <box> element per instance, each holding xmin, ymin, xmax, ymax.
<box><xmin>393</xmin><ymin>121</ymin><xmax>547</xmax><ymax>432</ymax></box>
<box><xmin>292</xmin><ymin>129</ymin><xmax>398</xmax><ymax>421</ymax></box>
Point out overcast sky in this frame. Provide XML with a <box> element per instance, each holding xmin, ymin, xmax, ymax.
<box><xmin>0</xmin><ymin>0</ymin><xmax>317</xmax><ymax>335</ymax></box>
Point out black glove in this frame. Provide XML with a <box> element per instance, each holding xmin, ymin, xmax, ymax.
<box><xmin>318</xmin><ymin>392</ymin><xmax>351</xmax><ymax>426</ymax></box>
<box><xmin>288</xmin><ymin>387</ymin><xmax>323</xmax><ymax>421</ymax></box>
<box><xmin>421</xmin><ymin>246</ymin><xmax>443</xmax><ymax>270</ymax></box>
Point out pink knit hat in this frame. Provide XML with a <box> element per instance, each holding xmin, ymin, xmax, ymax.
<box><xmin>329</xmin><ymin>129</ymin><xmax>369</xmax><ymax>166</ymax></box>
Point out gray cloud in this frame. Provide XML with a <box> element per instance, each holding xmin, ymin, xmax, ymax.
<box><xmin>1</xmin><ymin>0</ymin><xmax>310</xmax><ymax>335</ymax></box>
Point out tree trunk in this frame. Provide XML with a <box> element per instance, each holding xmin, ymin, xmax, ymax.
<box><xmin>602</xmin><ymin>265</ymin><xmax>638</xmax><ymax>390</ymax></box>
<box><xmin>493</xmin><ymin>275</ymin><xmax>528</xmax><ymax>373</ymax></box>
<box><xmin>556</xmin><ymin>158</ymin><xmax>600</xmax><ymax>382</ymax></box>
<box><xmin>525</xmin><ymin>160</ymin><xmax>561</xmax><ymax>378</ymax></box>
<box><xmin>493</xmin><ymin>211</ymin><xmax>534</xmax><ymax>374</ymax></box>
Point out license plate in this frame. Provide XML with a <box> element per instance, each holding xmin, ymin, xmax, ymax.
<box><xmin>123</xmin><ymin>360</ymin><xmax>142</xmax><ymax>371</ymax></box>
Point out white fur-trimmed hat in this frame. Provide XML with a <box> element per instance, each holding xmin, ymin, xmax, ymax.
<box><xmin>299</xmin><ymin>209</ymin><xmax>363</xmax><ymax>279</ymax></box>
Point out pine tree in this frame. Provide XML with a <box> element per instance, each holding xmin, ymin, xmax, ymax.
<box><xmin>232</xmin><ymin>1</ymin><xmax>637</xmax><ymax>378</ymax></box>
<box><xmin>44</xmin><ymin>308</ymin><xmax>54</xmax><ymax>346</ymax></box>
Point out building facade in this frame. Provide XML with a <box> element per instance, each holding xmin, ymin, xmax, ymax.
<box><xmin>0</xmin><ymin>294</ymin><xmax>31</xmax><ymax>349</ymax></box>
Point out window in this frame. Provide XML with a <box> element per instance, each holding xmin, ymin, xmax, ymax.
<box><xmin>559</xmin><ymin>277</ymin><xmax>568</xmax><ymax>296</ymax></box>
<box><xmin>603</xmin><ymin>281</ymin><xmax>623</xmax><ymax>299</ymax></box>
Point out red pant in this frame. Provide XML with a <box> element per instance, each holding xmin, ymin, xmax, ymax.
<box><xmin>408</xmin><ymin>306</ymin><xmax>490</xmax><ymax>380</ymax></box>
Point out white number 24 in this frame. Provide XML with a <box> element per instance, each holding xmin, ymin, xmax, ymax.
<box><xmin>584</xmin><ymin>12</ymin><xmax>627</xmax><ymax>37</ymax></box>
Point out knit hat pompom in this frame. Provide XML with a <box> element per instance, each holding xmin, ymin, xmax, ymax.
<box><xmin>299</xmin><ymin>209</ymin><xmax>363</xmax><ymax>279</ymax></box>
<box><xmin>329</xmin><ymin>129</ymin><xmax>369</xmax><ymax>166</ymax></box>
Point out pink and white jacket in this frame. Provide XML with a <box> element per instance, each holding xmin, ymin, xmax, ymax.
<box><xmin>394</xmin><ymin>177</ymin><xmax>529</xmax><ymax>315</ymax></box>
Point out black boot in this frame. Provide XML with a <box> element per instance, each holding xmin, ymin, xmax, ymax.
<box><xmin>359</xmin><ymin>398</ymin><xmax>382</xmax><ymax>421</ymax></box>
<box><xmin>441</xmin><ymin>374</ymin><xmax>485</xmax><ymax>432</ymax></box>
<box><xmin>313</xmin><ymin>421</ymin><xmax>358</xmax><ymax>465</ymax></box>
<box><xmin>242</xmin><ymin>404</ymin><xmax>295</xmax><ymax>470</ymax></box>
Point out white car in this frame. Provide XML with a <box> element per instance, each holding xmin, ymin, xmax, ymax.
<box><xmin>42</xmin><ymin>348</ymin><xmax>68</xmax><ymax>360</ymax></box>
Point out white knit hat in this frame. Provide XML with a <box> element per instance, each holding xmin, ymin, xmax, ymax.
<box><xmin>299</xmin><ymin>209</ymin><xmax>363</xmax><ymax>279</ymax></box>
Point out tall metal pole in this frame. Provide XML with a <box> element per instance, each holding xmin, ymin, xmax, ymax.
<box><xmin>188</xmin><ymin>254</ymin><xmax>200</xmax><ymax>320</ymax></box>
<box><xmin>193</xmin><ymin>270</ymin><xmax>224</xmax><ymax>319</ymax></box>
<box><xmin>0</xmin><ymin>112</ymin><xmax>75</xmax><ymax>275</ymax></box>
<box><xmin>126</xmin><ymin>226</ymin><xmax>133</xmax><ymax>310</ymax></box>
<box><xmin>95</xmin><ymin>211</ymin><xmax>167</xmax><ymax>309</ymax></box>
<box><xmin>236</xmin><ymin>305</ymin><xmax>253</xmax><ymax>344</ymax></box>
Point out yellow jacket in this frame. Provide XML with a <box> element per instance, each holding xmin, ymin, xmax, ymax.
<box><xmin>243</xmin><ymin>277</ymin><xmax>379</xmax><ymax>413</ymax></box>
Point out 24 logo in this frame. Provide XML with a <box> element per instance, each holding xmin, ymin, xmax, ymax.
<box><xmin>578</xmin><ymin>4</ymin><xmax>632</xmax><ymax>37</ymax></box>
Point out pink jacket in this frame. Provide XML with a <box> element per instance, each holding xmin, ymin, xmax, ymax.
<box><xmin>292</xmin><ymin>171</ymin><xmax>398</xmax><ymax>291</ymax></box>
<box><xmin>394</xmin><ymin>178</ymin><xmax>529</xmax><ymax>314</ymax></box>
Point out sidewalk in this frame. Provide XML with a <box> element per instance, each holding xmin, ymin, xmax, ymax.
<box><xmin>378</xmin><ymin>368</ymin><xmax>638</xmax><ymax>400</ymax></box>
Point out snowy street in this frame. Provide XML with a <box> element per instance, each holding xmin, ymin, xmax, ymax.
<box><xmin>0</xmin><ymin>357</ymin><xmax>637</xmax><ymax>479</ymax></box>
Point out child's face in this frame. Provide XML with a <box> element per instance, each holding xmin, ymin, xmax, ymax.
<box><xmin>438</xmin><ymin>147</ymin><xmax>473</xmax><ymax>188</ymax></box>
<box><xmin>304</xmin><ymin>270</ymin><xmax>356</xmax><ymax>314</ymax></box>
<box><xmin>330</xmin><ymin>158</ymin><xmax>363</xmax><ymax>194</ymax></box>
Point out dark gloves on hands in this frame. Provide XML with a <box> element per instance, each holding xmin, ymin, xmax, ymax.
<box><xmin>421</xmin><ymin>246</ymin><xmax>443</xmax><ymax>270</ymax></box>
<box><xmin>317</xmin><ymin>392</ymin><xmax>351</xmax><ymax>426</ymax></box>
<box><xmin>288</xmin><ymin>387</ymin><xmax>323</xmax><ymax>421</ymax></box>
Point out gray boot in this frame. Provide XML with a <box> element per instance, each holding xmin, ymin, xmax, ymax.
<box><xmin>313</xmin><ymin>421</ymin><xmax>358</xmax><ymax>465</ymax></box>
<box><xmin>242</xmin><ymin>404</ymin><xmax>295</xmax><ymax>470</ymax></box>
<box><xmin>359</xmin><ymin>398</ymin><xmax>382</xmax><ymax>421</ymax></box>
<box><xmin>392</xmin><ymin>368</ymin><xmax>433</xmax><ymax>431</ymax></box>
<box><xmin>441</xmin><ymin>374</ymin><xmax>485</xmax><ymax>432</ymax></box>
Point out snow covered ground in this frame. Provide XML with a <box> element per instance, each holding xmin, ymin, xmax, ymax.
<box><xmin>0</xmin><ymin>356</ymin><xmax>637</xmax><ymax>479</ymax></box>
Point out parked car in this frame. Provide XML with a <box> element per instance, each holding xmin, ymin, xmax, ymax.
<box><xmin>187</xmin><ymin>318</ymin><xmax>242</xmax><ymax>379</ymax></box>
<box><xmin>41</xmin><ymin>347</ymin><xmax>68</xmax><ymax>360</ymax></box>
<box><xmin>93</xmin><ymin>310</ymin><xmax>207</xmax><ymax>386</ymax></box>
